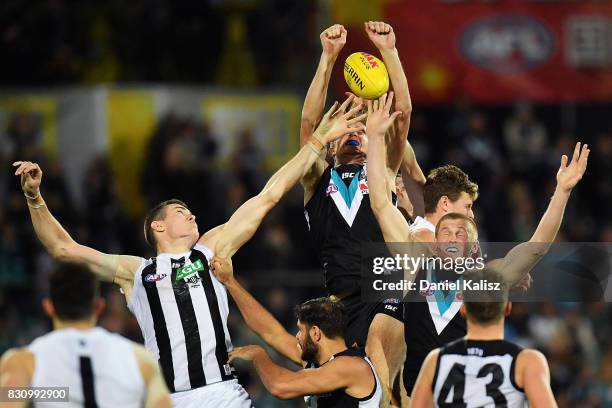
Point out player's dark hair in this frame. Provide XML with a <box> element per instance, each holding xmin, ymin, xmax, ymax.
<box><xmin>144</xmin><ymin>199</ymin><xmax>188</xmax><ymax>249</ymax></box>
<box><xmin>435</xmin><ymin>212</ymin><xmax>478</xmax><ymax>241</ymax></box>
<box><xmin>49</xmin><ymin>264</ymin><xmax>99</xmax><ymax>321</ymax></box>
<box><xmin>295</xmin><ymin>297</ymin><xmax>346</xmax><ymax>339</ymax></box>
<box><xmin>462</xmin><ymin>268</ymin><xmax>509</xmax><ymax>325</ymax></box>
<box><xmin>424</xmin><ymin>165</ymin><xmax>478</xmax><ymax>214</ymax></box>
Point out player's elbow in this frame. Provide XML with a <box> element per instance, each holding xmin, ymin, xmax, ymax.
<box><xmin>52</xmin><ymin>242</ymin><xmax>77</xmax><ymax>263</ymax></box>
<box><xmin>527</xmin><ymin>241</ymin><xmax>551</xmax><ymax>258</ymax></box>
<box><xmin>268</xmin><ymin>382</ymin><xmax>298</xmax><ymax>400</ymax></box>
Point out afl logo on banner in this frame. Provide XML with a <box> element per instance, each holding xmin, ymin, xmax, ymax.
<box><xmin>459</xmin><ymin>14</ymin><xmax>555</xmax><ymax>74</ymax></box>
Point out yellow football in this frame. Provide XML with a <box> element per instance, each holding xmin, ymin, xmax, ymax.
<box><xmin>343</xmin><ymin>52</ymin><xmax>389</xmax><ymax>99</ymax></box>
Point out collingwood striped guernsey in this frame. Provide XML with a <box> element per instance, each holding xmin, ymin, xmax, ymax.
<box><xmin>127</xmin><ymin>244</ymin><xmax>234</xmax><ymax>393</ymax></box>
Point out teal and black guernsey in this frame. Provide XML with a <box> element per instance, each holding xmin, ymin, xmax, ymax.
<box><xmin>304</xmin><ymin>163</ymin><xmax>395</xmax><ymax>296</ymax></box>
<box><xmin>402</xmin><ymin>266</ymin><xmax>467</xmax><ymax>395</ymax></box>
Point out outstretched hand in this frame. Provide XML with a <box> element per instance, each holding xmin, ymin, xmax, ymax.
<box><xmin>556</xmin><ymin>142</ymin><xmax>589</xmax><ymax>192</ymax></box>
<box><xmin>313</xmin><ymin>95</ymin><xmax>367</xmax><ymax>145</ymax></box>
<box><xmin>211</xmin><ymin>256</ymin><xmax>234</xmax><ymax>285</ymax></box>
<box><xmin>320</xmin><ymin>24</ymin><xmax>347</xmax><ymax>57</ymax></box>
<box><xmin>228</xmin><ymin>345</ymin><xmax>264</xmax><ymax>363</ymax></box>
<box><xmin>13</xmin><ymin>161</ymin><xmax>43</xmax><ymax>197</ymax></box>
<box><xmin>366</xmin><ymin>92</ymin><xmax>402</xmax><ymax>138</ymax></box>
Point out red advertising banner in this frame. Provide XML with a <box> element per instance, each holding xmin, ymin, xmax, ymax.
<box><xmin>336</xmin><ymin>0</ymin><xmax>612</xmax><ymax>104</ymax></box>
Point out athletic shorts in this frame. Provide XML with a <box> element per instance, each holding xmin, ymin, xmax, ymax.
<box><xmin>171</xmin><ymin>379</ymin><xmax>253</xmax><ymax>408</ymax></box>
<box><xmin>337</xmin><ymin>293</ymin><xmax>403</xmax><ymax>348</ymax></box>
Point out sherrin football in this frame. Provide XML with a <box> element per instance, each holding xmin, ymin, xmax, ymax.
<box><xmin>343</xmin><ymin>52</ymin><xmax>389</xmax><ymax>99</ymax></box>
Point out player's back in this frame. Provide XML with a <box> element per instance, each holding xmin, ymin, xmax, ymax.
<box><xmin>433</xmin><ymin>338</ymin><xmax>527</xmax><ymax>408</ymax></box>
<box><xmin>29</xmin><ymin>327</ymin><xmax>145</xmax><ymax>408</ymax></box>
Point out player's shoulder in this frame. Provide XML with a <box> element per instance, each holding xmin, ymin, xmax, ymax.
<box><xmin>517</xmin><ymin>348</ymin><xmax>548</xmax><ymax>367</ymax></box>
<box><xmin>326</xmin><ymin>352</ymin><xmax>371</xmax><ymax>377</ymax></box>
<box><xmin>423</xmin><ymin>348</ymin><xmax>441</xmax><ymax>367</ymax></box>
<box><xmin>0</xmin><ymin>347</ymin><xmax>34</xmax><ymax>371</ymax></box>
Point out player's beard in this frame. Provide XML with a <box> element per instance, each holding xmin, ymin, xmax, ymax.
<box><xmin>299</xmin><ymin>334</ymin><xmax>319</xmax><ymax>363</ymax></box>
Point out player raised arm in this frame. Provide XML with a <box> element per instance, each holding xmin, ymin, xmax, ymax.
<box><xmin>210</xmin><ymin>96</ymin><xmax>366</xmax><ymax>258</ymax></box>
<box><xmin>210</xmin><ymin>257</ymin><xmax>302</xmax><ymax>365</ymax></box>
<box><xmin>228</xmin><ymin>346</ymin><xmax>371</xmax><ymax>400</ymax></box>
<box><xmin>12</xmin><ymin>162</ymin><xmax>141</xmax><ymax>295</ymax></box>
<box><xmin>365</xmin><ymin>21</ymin><xmax>411</xmax><ymax>173</ymax></box>
<box><xmin>301</xmin><ymin>24</ymin><xmax>347</xmax><ymax>145</ymax></box>
<box><xmin>300</xmin><ymin>24</ymin><xmax>347</xmax><ymax>203</ymax></box>
<box><xmin>400</xmin><ymin>140</ymin><xmax>427</xmax><ymax>218</ymax></box>
<box><xmin>366</xmin><ymin>93</ymin><xmax>414</xmax><ymax>243</ymax></box>
<box><xmin>488</xmin><ymin>142</ymin><xmax>590</xmax><ymax>285</ymax></box>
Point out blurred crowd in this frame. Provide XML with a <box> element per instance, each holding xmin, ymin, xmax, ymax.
<box><xmin>0</xmin><ymin>100</ymin><xmax>611</xmax><ymax>407</ymax></box>
<box><xmin>0</xmin><ymin>0</ymin><xmax>314</xmax><ymax>86</ymax></box>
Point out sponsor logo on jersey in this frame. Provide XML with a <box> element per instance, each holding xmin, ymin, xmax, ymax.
<box><xmin>341</xmin><ymin>172</ymin><xmax>356</xmax><ymax>179</ymax></box>
<box><xmin>359</xmin><ymin>180</ymin><xmax>369</xmax><ymax>193</ymax></box>
<box><xmin>326</xmin><ymin>184</ymin><xmax>338</xmax><ymax>196</ymax></box>
<box><xmin>384</xmin><ymin>304</ymin><xmax>398</xmax><ymax>312</ymax></box>
<box><xmin>420</xmin><ymin>288</ymin><xmax>435</xmax><ymax>297</ymax></box>
<box><xmin>144</xmin><ymin>273</ymin><xmax>167</xmax><ymax>282</ymax></box>
<box><xmin>176</xmin><ymin>260</ymin><xmax>205</xmax><ymax>281</ymax></box>
<box><xmin>383</xmin><ymin>298</ymin><xmax>400</xmax><ymax>304</ymax></box>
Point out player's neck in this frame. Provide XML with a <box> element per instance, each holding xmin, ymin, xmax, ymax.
<box><xmin>425</xmin><ymin>212</ymin><xmax>442</xmax><ymax>227</ymax></box>
<box><xmin>335</xmin><ymin>156</ymin><xmax>366</xmax><ymax>167</ymax></box>
<box><xmin>316</xmin><ymin>338</ymin><xmax>348</xmax><ymax>366</ymax></box>
<box><xmin>465</xmin><ymin>319</ymin><xmax>504</xmax><ymax>341</ymax></box>
<box><xmin>53</xmin><ymin>317</ymin><xmax>97</xmax><ymax>331</ymax></box>
<box><xmin>157</xmin><ymin>237</ymin><xmax>194</xmax><ymax>255</ymax></box>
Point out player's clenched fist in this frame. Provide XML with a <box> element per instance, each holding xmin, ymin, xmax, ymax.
<box><xmin>365</xmin><ymin>21</ymin><xmax>396</xmax><ymax>51</ymax></box>
<box><xmin>13</xmin><ymin>161</ymin><xmax>43</xmax><ymax>197</ymax></box>
<box><xmin>211</xmin><ymin>256</ymin><xmax>235</xmax><ymax>284</ymax></box>
<box><xmin>320</xmin><ymin>24</ymin><xmax>347</xmax><ymax>57</ymax></box>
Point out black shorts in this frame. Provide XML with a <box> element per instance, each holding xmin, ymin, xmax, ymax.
<box><xmin>335</xmin><ymin>293</ymin><xmax>403</xmax><ymax>348</ymax></box>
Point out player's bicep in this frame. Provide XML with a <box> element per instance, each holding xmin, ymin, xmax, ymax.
<box><xmin>495</xmin><ymin>241</ymin><xmax>548</xmax><ymax>285</ymax></box>
<box><xmin>386</xmin><ymin>119</ymin><xmax>409</xmax><ymax>173</ymax></box>
<box><xmin>0</xmin><ymin>349</ymin><xmax>32</xmax><ymax>393</ymax></box>
<box><xmin>214</xmin><ymin>195</ymin><xmax>272</xmax><ymax>258</ymax></box>
<box><xmin>521</xmin><ymin>351</ymin><xmax>557</xmax><ymax>408</ymax></box>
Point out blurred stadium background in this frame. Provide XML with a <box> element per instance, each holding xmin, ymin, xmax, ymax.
<box><xmin>0</xmin><ymin>0</ymin><xmax>611</xmax><ymax>406</ymax></box>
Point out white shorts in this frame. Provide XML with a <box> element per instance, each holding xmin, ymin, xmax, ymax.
<box><xmin>171</xmin><ymin>379</ymin><xmax>253</xmax><ymax>408</ymax></box>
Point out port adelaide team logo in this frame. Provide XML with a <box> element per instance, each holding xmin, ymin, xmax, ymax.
<box><xmin>459</xmin><ymin>14</ymin><xmax>555</xmax><ymax>74</ymax></box>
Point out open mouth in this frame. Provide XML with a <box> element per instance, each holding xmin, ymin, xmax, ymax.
<box><xmin>445</xmin><ymin>247</ymin><xmax>459</xmax><ymax>254</ymax></box>
<box><xmin>345</xmin><ymin>138</ymin><xmax>360</xmax><ymax>147</ymax></box>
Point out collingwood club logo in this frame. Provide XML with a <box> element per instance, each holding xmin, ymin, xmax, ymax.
<box><xmin>175</xmin><ymin>260</ymin><xmax>205</xmax><ymax>287</ymax></box>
